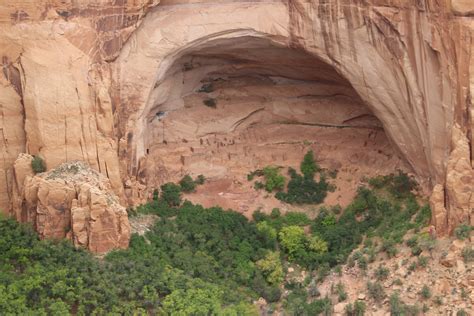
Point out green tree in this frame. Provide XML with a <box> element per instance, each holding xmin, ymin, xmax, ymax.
<box><xmin>279</xmin><ymin>226</ymin><xmax>306</xmax><ymax>260</ymax></box>
<box><xmin>161</xmin><ymin>286</ymin><xmax>222</xmax><ymax>315</ymax></box>
<box><xmin>222</xmin><ymin>302</ymin><xmax>259</xmax><ymax>316</ymax></box>
<box><xmin>262</xmin><ymin>166</ymin><xmax>285</xmax><ymax>192</ymax></box>
<box><xmin>308</xmin><ymin>235</ymin><xmax>328</xmax><ymax>253</ymax></box>
<box><xmin>48</xmin><ymin>300</ymin><xmax>70</xmax><ymax>316</ymax></box>
<box><xmin>160</xmin><ymin>183</ymin><xmax>182</xmax><ymax>206</ymax></box>
<box><xmin>300</xmin><ymin>150</ymin><xmax>319</xmax><ymax>178</ymax></box>
<box><xmin>179</xmin><ymin>175</ymin><xmax>196</xmax><ymax>193</ymax></box>
<box><xmin>256</xmin><ymin>251</ymin><xmax>284</xmax><ymax>285</ymax></box>
<box><xmin>256</xmin><ymin>221</ymin><xmax>277</xmax><ymax>247</ymax></box>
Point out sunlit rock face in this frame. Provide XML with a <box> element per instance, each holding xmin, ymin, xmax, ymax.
<box><xmin>11</xmin><ymin>155</ymin><xmax>130</xmax><ymax>253</ymax></box>
<box><xmin>0</xmin><ymin>0</ymin><xmax>473</xmax><ymax>250</ymax></box>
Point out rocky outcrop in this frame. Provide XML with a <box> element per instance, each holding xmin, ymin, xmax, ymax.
<box><xmin>0</xmin><ymin>0</ymin><xmax>473</xmax><ymax>240</ymax></box>
<box><xmin>11</xmin><ymin>155</ymin><xmax>130</xmax><ymax>253</ymax></box>
<box><xmin>452</xmin><ymin>0</ymin><xmax>474</xmax><ymax>16</ymax></box>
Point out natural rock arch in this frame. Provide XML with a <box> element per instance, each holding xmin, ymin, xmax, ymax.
<box><xmin>115</xmin><ymin>0</ymin><xmax>456</xmax><ymax>187</ymax></box>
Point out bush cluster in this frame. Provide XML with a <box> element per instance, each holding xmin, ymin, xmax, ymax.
<box><xmin>178</xmin><ymin>174</ymin><xmax>205</xmax><ymax>193</ymax></box>
<box><xmin>31</xmin><ymin>155</ymin><xmax>46</xmax><ymax>174</ymax></box>
<box><xmin>275</xmin><ymin>151</ymin><xmax>332</xmax><ymax>205</ymax></box>
<box><xmin>0</xmin><ymin>168</ymin><xmax>431</xmax><ymax>315</ymax></box>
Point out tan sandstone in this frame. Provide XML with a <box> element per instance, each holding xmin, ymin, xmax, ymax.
<box><xmin>11</xmin><ymin>156</ymin><xmax>130</xmax><ymax>253</ymax></box>
<box><xmin>0</xmin><ymin>0</ymin><xmax>473</xmax><ymax>250</ymax></box>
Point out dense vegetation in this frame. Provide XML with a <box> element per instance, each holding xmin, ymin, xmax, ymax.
<box><xmin>0</xmin><ymin>209</ymin><xmax>261</xmax><ymax>315</ymax></box>
<box><xmin>0</xmin><ymin>153</ymin><xmax>431</xmax><ymax>315</ymax></box>
<box><xmin>249</xmin><ymin>150</ymin><xmax>334</xmax><ymax>205</ymax></box>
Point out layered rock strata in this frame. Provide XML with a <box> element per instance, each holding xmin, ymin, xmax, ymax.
<box><xmin>0</xmin><ymin>0</ymin><xmax>473</xmax><ymax>249</ymax></box>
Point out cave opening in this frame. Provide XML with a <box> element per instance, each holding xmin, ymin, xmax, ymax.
<box><xmin>138</xmin><ymin>36</ymin><xmax>408</xmax><ymax>215</ymax></box>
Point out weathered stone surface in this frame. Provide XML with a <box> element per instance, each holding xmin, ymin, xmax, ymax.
<box><xmin>0</xmin><ymin>0</ymin><xmax>473</xmax><ymax>240</ymax></box>
<box><xmin>445</xmin><ymin>126</ymin><xmax>474</xmax><ymax>234</ymax></box>
<box><xmin>430</xmin><ymin>184</ymin><xmax>448</xmax><ymax>235</ymax></box>
<box><xmin>452</xmin><ymin>0</ymin><xmax>474</xmax><ymax>16</ymax></box>
<box><xmin>12</xmin><ymin>156</ymin><xmax>130</xmax><ymax>253</ymax></box>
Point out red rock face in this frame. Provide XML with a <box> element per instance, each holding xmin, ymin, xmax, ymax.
<box><xmin>0</xmin><ymin>0</ymin><xmax>473</xmax><ymax>243</ymax></box>
<box><xmin>11</xmin><ymin>155</ymin><xmax>130</xmax><ymax>253</ymax></box>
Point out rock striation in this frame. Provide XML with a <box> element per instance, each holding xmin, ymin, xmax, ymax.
<box><xmin>0</xmin><ymin>0</ymin><xmax>474</xmax><ymax>249</ymax></box>
<box><xmin>11</xmin><ymin>154</ymin><xmax>130</xmax><ymax>253</ymax></box>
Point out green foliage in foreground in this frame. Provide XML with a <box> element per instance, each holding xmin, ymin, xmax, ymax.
<box><xmin>0</xmin><ymin>171</ymin><xmax>429</xmax><ymax>315</ymax></box>
<box><xmin>0</xmin><ymin>206</ymin><xmax>265</xmax><ymax>315</ymax></box>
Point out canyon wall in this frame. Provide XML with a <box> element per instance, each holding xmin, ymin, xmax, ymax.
<box><xmin>0</xmin><ymin>0</ymin><xmax>473</xmax><ymax>251</ymax></box>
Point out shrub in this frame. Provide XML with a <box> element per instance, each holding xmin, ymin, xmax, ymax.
<box><xmin>408</xmin><ymin>262</ymin><xmax>417</xmax><ymax>272</ymax></box>
<box><xmin>414</xmin><ymin>205</ymin><xmax>431</xmax><ymax>228</ymax></box>
<box><xmin>247</xmin><ymin>169</ymin><xmax>263</xmax><ymax>181</ymax></box>
<box><xmin>417</xmin><ymin>256</ymin><xmax>429</xmax><ymax>268</ymax></box>
<box><xmin>195</xmin><ymin>174</ymin><xmax>206</xmax><ymax>185</ymax></box>
<box><xmin>256</xmin><ymin>221</ymin><xmax>277</xmax><ymax>248</ymax></box>
<box><xmin>283</xmin><ymin>212</ymin><xmax>311</xmax><ymax>226</ymax></box>
<box><xmin>300</xmin><ymin>150</ymin><xmax>319</xmax><ymax>178</ymax></box>
<box><xmin>388</xmin><ymin>171</ymin><xmax>417</xmax><ymax>199</ymax></box>
<box><xmin>336</xmin><ymin>282</ymin><xmax>347</xmax><ymax>302</ymax></box>
<box><xmin>367</xmin><ymin>281</ymin><xmax>385</xmax><ymax>303</ymax></box>
<box><xmin>406</xmin><ymin>236</ymin><xmax>418</xmax><ymax>248</ymax></box>
<box><xmin>461</xmin><ymin>247</ymin><xmax>474</xmax><ymax>262</ymax></box>
<box><xmin>256</xmin><ymin>251</ymin><xmax>284</xmax><ymax>285</ymax></box>
<box><xmin>357</xmin><ymin>256</ymin><xmax>368</xmax><ymax>271</ymax></box>
<box><xmin>179</xmin><ymin>175</ymin><xmax>196</xmax><ymax>193</ymax></box>
<box><xmin>270</xmin><ymin>208</ymin><xmax>281</xmax><ymax>218</ymax></box>
<box><xmin>305</xmin><ymin>297</ymin><xmax>332</xmax><ymax>315</ymax></box>
<box><xmin>420</xmin><ymin>285</ymin><xmax>431</xmax><ymax>299</ymax></box>
<box><xmin>374</xmin><ymin>265</ymin><xmax>389</xmax><ymax>281</ymax></box>
<box><xmin>393</xmin><ymin>278</ymin><xmax>403</xmax><ymax>286</ymax></box>
<box><xmin>254</xmin><ymin>181</ymin><xmax>265</xmax><ymax>190</ymax></box>
<box><xmin>390</xmin><ymin>292</ymin><xmax>421</xmax><ymax>315</ymax></box>
<box><xmin>275</xmin><ymin>151</ymin><xmax>332</xmax><ymax>205</ymax></box>
<box><xmin>275</xmin><ymin>168</ymin><xmax>330</xmax><ymax>205</ymax></box>
<box><xmin>410</xmin><ymin>244</ymin><xmax>422</xmax><ymax>256</ymax></box>
<box><xmin>252</xmin><ymin>210</ymin><xmax>267</xmax><ymax>222</ymax></box>
<box><xmin>160</xmin><ymin>182</ymin><xmax>182</xmax><ymax>207</ymax></box>
<box><xmin>262</xmin><ymin>166</ymin><xmax>285</xmax><ymax>192</ymax></box>
<box><xmin>203</xmin><ymin>98</ymin><xmax>217</xmax><ymax>108</ymax></box>
<box><xmin>381</xmin><ymin>239</ymin><xmax>398</xmax><ymax>258</ymax></box>
<box><xmin>369</xmin><ymin>171</ymin><xmax>417</xmax><ymax>199</ymax></box>
<box><xmin>457</xmin><ymin>309</ymin><xmax>468</xmax><ymax>316</ymax></box>
<box><xmin>308</xmin><ymin>235</ymin><xmax>328</xmax><ymax>253</ymax></box>
<box><xmin>454</xmin><ymin>224</ymin><xmax>472</xmax><ymax>240</ymax></box>
<box><xmin>136</xmin><ymin>198</ymin><xmax>177</xmax><ymax>217</ymax></box>
<box><xmin>278</xmin><ymin>226</ymin><xmax>306</xmax><ymax>260</ymax></box>
<box><xmin>31</xmin><ymin>156</ymin><xmax>46</xmax><ymax>174</ymax></box>
<box><xmin>345</xmin><ymin>301</ymin><xmax>366</xmax><ymax>316</ymax></box>
<box><xmin>198</xmin><ymin>83</ymin><xmax>214</xmax><ymax>93</ymax></box>
<box><xmin>328</xmin><ymin>169</ymin><xmax>338</xmax><ymax>179</ymax></box>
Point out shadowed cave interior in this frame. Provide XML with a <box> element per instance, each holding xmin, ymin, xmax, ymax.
<box><xmin>135</xmin><ymin>36</ymin><xmax>408</xmax><ymax>215</ymax></box>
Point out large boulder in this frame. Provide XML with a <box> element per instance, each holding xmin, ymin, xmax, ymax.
<box><xmin>11</xmin><ymin>155</ymin><xmax>130</xmax><ymax>253</ymax></box>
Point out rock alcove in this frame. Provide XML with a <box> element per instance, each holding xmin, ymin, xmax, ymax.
<box><xmin>133</xmin><ymin>36</ymin><xmax>408</xmax><ymax>214</ymax></box>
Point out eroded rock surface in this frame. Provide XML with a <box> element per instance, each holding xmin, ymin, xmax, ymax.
<box><xmin>0</xmin><ymin>0</ymin><xmax>473</xmax><ymax>241</ymax></box>
<box><xmin>11</xmin><ymin>155</ymin><xmax>130</xmax><ymax>253</ymax></box>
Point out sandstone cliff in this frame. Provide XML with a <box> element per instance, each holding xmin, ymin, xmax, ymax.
<box><xmin>1</xmin><ymin>0</ymin><xmax>473</xmax><ymax>251</ymax></box>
